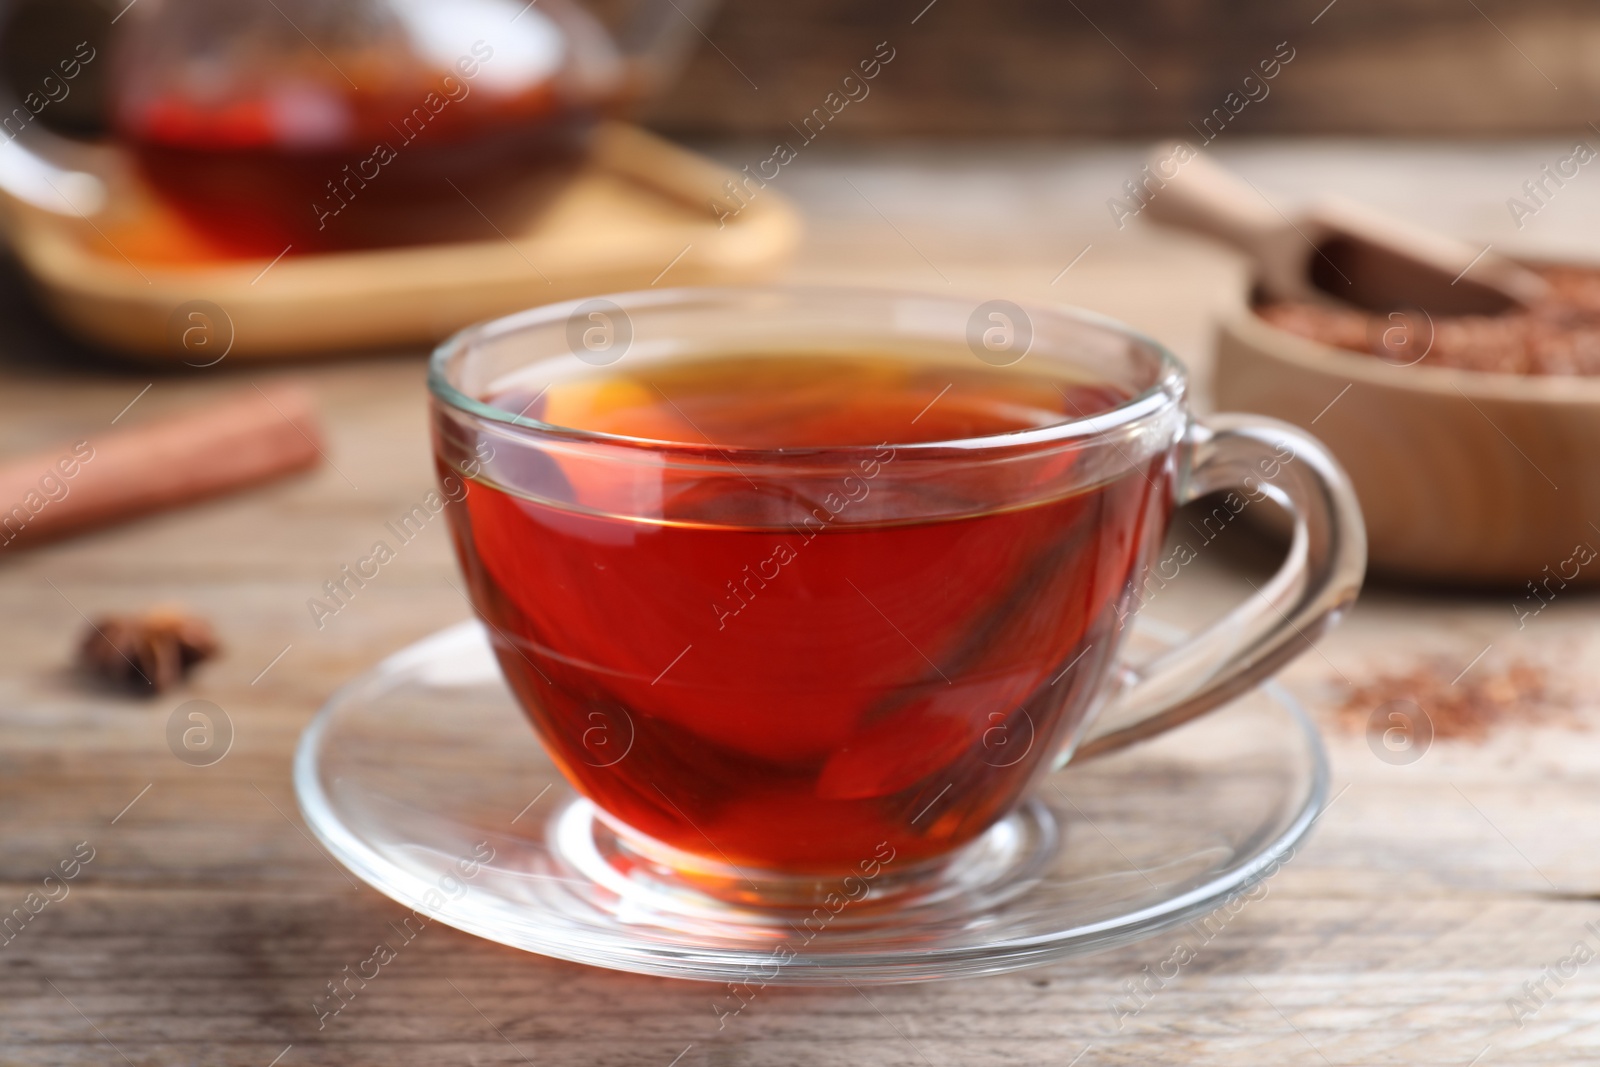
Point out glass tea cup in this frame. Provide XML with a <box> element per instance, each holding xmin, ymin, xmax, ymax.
<box><xmin>428</xmin><ymin>286</ymin><xmax>1365</xmax><ymax>905</ymax></box>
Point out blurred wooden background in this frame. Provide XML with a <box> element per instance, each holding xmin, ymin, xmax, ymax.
<box><xmin>645</xmin><ymin>0</ymin><xmax>1597</xmax><ymax>137</ymax></box>
<box><xmin>6</xmin><ymin>0</ymin><xmax>1599</xmax><ymax>139</ymax></box>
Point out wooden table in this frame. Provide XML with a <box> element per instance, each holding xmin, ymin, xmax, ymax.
<box><xmin>4</xmin><ymin>141</ymin><xmax>1599</xmax><ymax>1066</ymax></box>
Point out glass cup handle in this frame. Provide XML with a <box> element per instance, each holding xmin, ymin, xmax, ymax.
<box><xmin>1066</xmin><ymin>413</ymin><xmax>1367</xmax><ymax>765</ymax></box>
<box><xmin>0</xmin><ymin>0</ymin><xmax>106</xmax><ymax>217</ymax></box>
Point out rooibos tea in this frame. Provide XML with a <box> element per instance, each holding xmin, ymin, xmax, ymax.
<box><xmin>439</xmin><ymin>350</ymin><xmax>1167</xmax><ymax>873</ymax></box>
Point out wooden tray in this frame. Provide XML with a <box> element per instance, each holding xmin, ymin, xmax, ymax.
<box><xmin>0</xmin><ymin>124</ymin><xmax>800</xmax><ymax>362</ymax></box>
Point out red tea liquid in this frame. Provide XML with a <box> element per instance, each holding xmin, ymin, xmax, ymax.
<box><xmin>437</xmin><ymin>352</ymin><xmax>1168</xmax><ymax>875</ymax></box>
<box><xmin>121</xmin><ymin>81</ymin><xmax>592</xmax><ymax>256</ymax></box>
<box><xmin>113</xmin><ymin>1</ymin><xmax>619</xmax><ymax>256</ymax></box>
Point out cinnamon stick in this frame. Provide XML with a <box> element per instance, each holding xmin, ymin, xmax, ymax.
<box><xmin>0</xmin><ymin>383</ymin><xmax>324</xmax><ymax>552</ymax></box>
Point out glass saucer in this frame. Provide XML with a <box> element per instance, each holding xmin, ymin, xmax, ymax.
<box><xmin>294</xmin><ymin>620</ymin><xmax>1328</xmax><ymax>985</ymax></box>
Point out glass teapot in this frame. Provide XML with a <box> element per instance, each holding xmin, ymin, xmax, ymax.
<box><xmin>0</xmin><ymin>0</ymin><xmax>711</xmax><ymax>256</ymax></box>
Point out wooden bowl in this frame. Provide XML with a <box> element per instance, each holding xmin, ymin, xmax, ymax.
<box><xmin>1214</xmin><ymin>295</ymin><xmax>1600</xmax><ymax>587</ymax></box>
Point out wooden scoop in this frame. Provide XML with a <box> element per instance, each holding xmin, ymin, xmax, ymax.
<box><xmin>1141</xmin><ymin>145</ymin><xmax>1549</xmax><ymax>315</ymax></box>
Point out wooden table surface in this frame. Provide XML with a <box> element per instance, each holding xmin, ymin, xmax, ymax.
<box><xmin>4</xmin><ymin>141</ymin><xmax>1600</xmax><ymax>1066</ymax></box>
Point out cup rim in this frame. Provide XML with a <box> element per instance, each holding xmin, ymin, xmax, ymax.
<box><xmin>427</xmin><ymin>284</ymin><xmax>1188</xmax><ymax>457</ymax></box>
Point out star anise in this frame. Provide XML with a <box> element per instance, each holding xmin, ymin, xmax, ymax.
<box><xmin>78</xmin><ymin>606</ymin><xmax>220</xmax><ymax>695</ymax></box>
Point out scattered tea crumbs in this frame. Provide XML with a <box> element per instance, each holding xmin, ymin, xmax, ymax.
<box><xmin>1337</xmin><ymin>658</ymin><xmax>1563</xmax><ymax>742</ymax></box>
